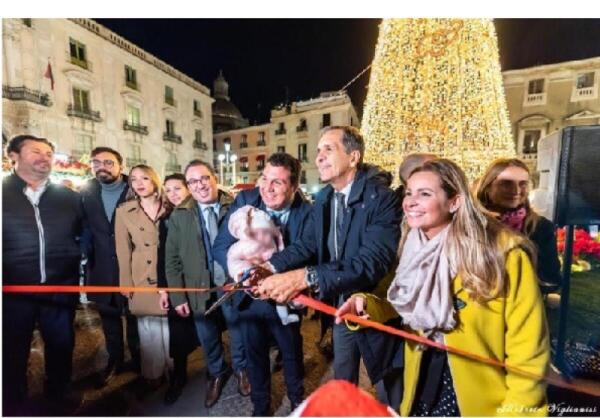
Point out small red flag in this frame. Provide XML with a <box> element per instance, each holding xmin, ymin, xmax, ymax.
<box><xmin>44</xmin><ymin>61</ymin><xmax>54</xmax><ymax>90</ymax></box>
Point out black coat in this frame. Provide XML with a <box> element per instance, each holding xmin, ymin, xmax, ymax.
<box><xmin>2</xmin><ymin>173</ymin><xmax>83</xmax><ymax>298</ymax></box>
<box><xmin>268</xmin><ymin>165</ymin><xmax>402</xmax><ymax>301</ymax></box>
<box><xmin>80</xmin><ymin>176</ymin><xmax>129</xmax><ymax>305</ymax></box>
<box><xmin>529</xmin><ymin>216</ymin><xmax>562</xmax><ymax>289</ymax></box>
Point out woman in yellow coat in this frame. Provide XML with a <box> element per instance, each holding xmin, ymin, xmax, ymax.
<box><xmin>336</xmin><ymin>159</ymin><xmax>550</xmax><ymax>417</ymax></box>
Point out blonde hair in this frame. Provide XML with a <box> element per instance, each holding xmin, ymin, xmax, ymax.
<box><xmin>126</xmin><ymin>165</ymin><xmax>170</xmax><ymax>209</ymax></box>
<box><xmin>400</xmin><ymin>158</ymin><xmax>531</xmax><ymax>302</ymax></box>
<box><xmin>475</xmin><ymin>158</ymin><xmax>540</xmax><ymax>236</ymax></box>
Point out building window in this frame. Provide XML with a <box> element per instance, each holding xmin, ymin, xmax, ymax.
<box><xmin>300</xmin><ymin>170</ymin><xmax>307</xmax><ymax>184</ymax></box>
<box><xmin>193</xmin><ymin>100</ymin><xmax>203</xmax><ymax>117</ymax></box>
<box><xmin>73</xmin><ymin>134</ymin><xmax>94</xmax><ymax>158</ymax></box>
<box><xmin>576</xmin><ymin>72</ymin><xmax>595</xmax><ymax>89</ymax></box>
<box><xmin>277</xmin><ymin>145</ymin><xmax>286</xmax><ymax>154</ymax></box>
<box><xmin>72</xmin><ymin>87</ymin><xmax>90</xmax><ymax>112</ymax></box>
<box><xmin>258</xmin><ymin>131</ymin><xmax>266</xmax><ymax>146</ymax></box>
<box><xmin>126</xmin><ymin>105</ymin><xmax>140</xmax><ymax>127</ymax></box>
<box><xmin>522</xmin><ymin>130</ymin><xmax>541</xmax><ymax>154</ymax></box>
<box><xmin>240</xmin><ymin>134</ymin><xmax>248</xmax><ymax>148</ymax></box>
<box><xmin>298</xmin><ymin>143</ymin><xmax>308</xmax><ymax>163</ymax></box>
<box><xmin>127</xmin><ymin>144</ymin><xmax>145</xmax><ymax>166</ymax></box>
<box><xmin>166</xmin><ymin>152</ymin><xmax>181</xmax><ymax>173</ymax></box>
<box><xmin>275</xmin><ymin>122</ymin><xmax>286</xmax><ymax>135</ymax></box>
<box><xmin>297</xmin><ymin>118</ymin><xmax>308</xmax><ymax>132</ymax></box>
<box><xmin>125</xmin><ymin>66</ymin><xmax>137</xmax><ymax>90</ymax></box>
<box><xmin>193</xmin><ymin>129</ymin><xmax>207</xmax><ymax>150</ymax></box>
<box><xmin>69</xmin><ymin>38</ymin><xmax>87</xmax><ymax>69</ymax></box>
<box><xmin>528</xmin><ymin>79</ymin><xmax>544</xmax><ymax>95</ymax></box>
<box><xmin>166</xmin><ymin>119</ymin><xmax>175</xmax><ymax>136</ymax></box>
<box><xmin>322</xmin><ymin>113</ymin><xmax>331</xmax><ymax>128</ymax></box>
<box><xmin>165</xmin><ymin>86</ymin><xmax>175</xmax><ymax>106</ymax></box>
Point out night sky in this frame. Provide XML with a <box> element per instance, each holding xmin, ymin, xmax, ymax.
<box><xmin>95</xmin><ymin>19</ymin><xmax>600</xmax><ymax>123</ymax></box>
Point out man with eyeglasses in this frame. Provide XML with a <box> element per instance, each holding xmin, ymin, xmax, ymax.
<box><xmin>80</xmin><ymin>147</ymin><xmax>141</xmax><ymax>387</ymax></box>
<box><xmin>164</xmin><ymin>159</ymin><xmax>250</xmax><ymax>408</ymax></box>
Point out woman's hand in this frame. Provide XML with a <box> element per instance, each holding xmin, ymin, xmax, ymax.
<box><xmin>175</xmin><ymin>302</ymin><xmax>190</xmax><ymax>318</ymax></box>
<box><xmin>158</xmin><ymin>292</ymin><xmax>170</xmax><ymax>311</ymax></box>
<box><xmin>335</xmin><ymin>295</ymin><xmax>369</xmax><ymax>324</ymax></box>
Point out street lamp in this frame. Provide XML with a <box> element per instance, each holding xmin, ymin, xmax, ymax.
<box><xmin>218</xmin><ymin>142</ymin><xmax>237</xmax><ymax>186</ymax></box>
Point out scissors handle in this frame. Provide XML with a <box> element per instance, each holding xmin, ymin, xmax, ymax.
<box><xmin>204</xmin><ymin>287</ymin><xmax>238</xmax><ymax>316</ymax></box>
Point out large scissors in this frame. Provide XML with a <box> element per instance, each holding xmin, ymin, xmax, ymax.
<box><xmin>204</xmin><ymin>269</ymin><xmax>255</xmax><ymax>316</ymax></box>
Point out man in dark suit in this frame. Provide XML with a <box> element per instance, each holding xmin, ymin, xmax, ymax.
<box><xmin>257</xmin><ymin>126</ymin><xmax>402</xmax><ymax>387</ymax></box>
<box><xmin>80</xmin><ymin>147</ymin><xmax>140</xmax><ymax>386</ymax></box>
<box><xmin>213</xmin><ymin>153</ymin><xmax>314</xmax><ymax>416</ymax></box>
<box><xmin>165</xmin><ymin>160</ymin><xmax>249</xmax><ymax>408</ymax></box>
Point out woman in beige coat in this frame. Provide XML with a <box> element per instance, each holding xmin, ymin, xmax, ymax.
<box><xmin>115</xmin><ymin>164</ymin><xmax>172</xmax><ymax>388</ymax></box>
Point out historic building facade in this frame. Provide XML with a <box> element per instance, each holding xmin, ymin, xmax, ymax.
<box><xmin>502</xmin><ymin>56</ymin><xmax>600</xmax><ymax>172</ymax></box>
<box><xmin>213</xmin><ymin>123</ymin><xmax>270</xmax><ymax>186</ymax></box>
<box><xmin>2</xmin><ymin>18</ymin><xmax>213</xmax><ymax>176</ymax></box>
<box><xmin>213</xmin><ymin>91</ymin><xmax>359</xmax><ymax>195</ymax></box>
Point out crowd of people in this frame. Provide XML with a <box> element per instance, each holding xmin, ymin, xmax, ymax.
<box><xmin>2</xmin><ymin>125</ymin><xmax>560</xmax><ymax>416</ymax></box>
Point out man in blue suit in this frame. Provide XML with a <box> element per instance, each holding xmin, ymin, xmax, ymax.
<box><xmin>257</xmin><ymin>126</ymin><xmax>402</xmax><ymax>390</ymax></box>
<box><xmin>213</xmin><ymin>153</ymin><xmax>313</xmax><ymax>416</ymax></box>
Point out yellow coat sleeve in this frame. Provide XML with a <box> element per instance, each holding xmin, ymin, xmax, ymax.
<box><xmin>500</xmin><ymin>248</ymin><xmax>550</xmax><ymax>416</ymax></box>
<box><xmin>345</xmin><ymin>292</ymin><xmax>400</xmax><ymax>331</ymax></box>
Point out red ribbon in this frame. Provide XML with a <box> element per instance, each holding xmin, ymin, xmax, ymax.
<box><xmin>3</xmin><ymin>285</ymin><xmax>599</xmax><ymax>398</ymax></box>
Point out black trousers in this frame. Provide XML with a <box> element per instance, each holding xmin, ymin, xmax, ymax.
<box><xmin>96</xmin><ymin>294</ymin><xmax>140</xmax><ymax>368</ymax></box>
<box><xmin>2</xmin><ymin>294</ymin><xmax>76</xmax><ymax>413</ymax></box>
<box><xmin>240</xmin><ymin>299</ymin><xmax>304</xmax><ymax>416</ymax></box>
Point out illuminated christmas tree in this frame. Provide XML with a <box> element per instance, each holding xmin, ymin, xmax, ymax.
<box><xmin>362</xmin><ymin>19</ymin><xmax>515</xmax><ymax>180</ymax></box>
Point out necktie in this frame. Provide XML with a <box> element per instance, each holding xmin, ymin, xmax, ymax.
<box><xmin>205</xmin><ymin>206</ymin><xmax>219</xmax><ymax>245</ymax></box>
<box><xmin>204</xmin><ymin>206</ymin><xmax>226</xmax><ymax>285</ymax></box>
<box><xmin>334</xmin><ymin>192</ymin><xmax>345</xmax><ymax>259</ymax></box>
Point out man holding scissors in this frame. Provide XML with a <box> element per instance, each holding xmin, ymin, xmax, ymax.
<box><xmin>213</xmin><ymin>153</ymin><xmax>314</xmax><ymax>416</ymax></box>
<box><xmin>164</xmin><ymin>159</ymin><xmax>250</xmax><ymax>408</ymax></box>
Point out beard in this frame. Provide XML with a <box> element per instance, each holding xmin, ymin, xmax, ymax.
<box><xmin>96</xmin><ymin>170</ymin><xmax>118</xmax><ymax>184</ymax></box>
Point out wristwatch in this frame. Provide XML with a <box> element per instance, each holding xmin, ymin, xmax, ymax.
<box><xmin>304</xmin><ymin>266</ymin><xmax>320</xmax><ymax>293</ymax></box>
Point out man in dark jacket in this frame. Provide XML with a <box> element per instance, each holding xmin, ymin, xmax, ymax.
<box><xmin>165</xmin><ymin>159</ymin><xmax>249</xmax><ymax>408</ymax></box>
<box><xmin>213</xmin><ymin>152</ymin><xmax>313</xmax><ymax>416</ymax></box>
<box><xmin>257</xmin><ymin>127</ymin><xmax>402</xmax><ymax>388</ymax></box>
<box><xmin>2</xmin><ymin>135</ymin><xmax>83</xmax><ymax>415</ymax></box>
<box><xmin>79</xmin><ymin>147</ymin><xmax>140</xmax><ymax>387</ymax></box>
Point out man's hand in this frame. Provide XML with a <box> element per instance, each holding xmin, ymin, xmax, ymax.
<box><xmin>158</xmin><ymin>292</ymin><xmax>170</xmax><ymax>311</ymax></box>
<box><xmin>175</xmin><ymin>302</ymin><xmax>190</xmax><ymax>317</ymax></box>
<box><xmin>257</xmin><ymin>268</ymin><xmax>308</xmax><ymax>303</ymax></box>
<box><xmin>335</xmin><ymin>295</ymin><xmax>369</xmax><ymax>324</ymax></box>
<box><xmin>244</xmin><ymin>266</ymin><xmax>274</xmax><ymax>296</ymax></box>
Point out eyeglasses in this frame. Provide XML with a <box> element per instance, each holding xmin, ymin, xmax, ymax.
<box><xmin>91</xmin><ymin>159</ymin><xmax>116</xmax><ymax>168</ymax></box>
<box><xmin>186</xmin><ymin>176</ymin><xmax>212</xmax><ymax>187</ymax></box>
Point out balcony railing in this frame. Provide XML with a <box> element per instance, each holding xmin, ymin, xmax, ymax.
<box><xmin>275</xmin><ymin>128</ymin><xmax>286</xmax><ymax>135</ymax></box>
<box><xmin>165</xmin><ymin>163</ymin><xmax>182</xmax><ymax>173</ymax></box>
<box><xmin>240</xmin><ymin>167</ymin><xmax>249</xmax><ymax>172</ymax></box>
<box><xmin>193</xmin><ymin>140</ymin><xmax>208</xmax><ymax>150</ymax></box>
<box><xmin>256</xmin><ymin>164</ymin><xmax>265</xmax><ymax>171</ymax></box>
<box><xmin>126</xmin><ymin>157</ymin><xmax>147</xmax><ymax>167</ymax></box>
<box><xmin>257</xmin><ymin>140</ymin><xmax>267</xmax><ymax>147</ymax></box>
<box><xmin>194</xmin><ymin>109</ymin><xmax>203</xmax><ymax>118</ymax></box>
<box><xmin>164</xmin><ymin>96</ymin><xmax>177</xmax><ymax>107</ymax></box>
<box><xmin>572</xmin><ymin>86</ymin><xmax>597</xmax><ymax>101</ymax></box>
<box><xmin>524</xmin><ymin>93</ymin><xmax>546</xmax><ymax>106</ymax></box>
<box><xmin>296</xmin><ymin>125</ymin><xmax>308</xmax><ymax>132</ymax></box>
<box><xmin>240</xmin><ymin>142</ymin><xmax>249</xmax><ymax>149</ymax></box>
<box><xmin>67</xmin><ymin>104</ymin><xmax>102</xmax><ymax>122</ymax></box>
<box><xmin>163</xmin><ymin>132</ymin><xmax>182</xmax><ymax>144</ymax></box>
<box><xmin>123</xmin><ymin>121</ymin><xmax>148</xmax><ymax>135</ymax></box>
<box><xmin>66</xmin><ymin>51</ymin><xmax>92</xmax><ymax>71</ymax></box>
<box><xmin>2</xmin><ymin>85</ymin><xmax>52</xmax><ymax>107</ymax></box>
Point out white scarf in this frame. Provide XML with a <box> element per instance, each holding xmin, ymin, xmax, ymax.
<box><xmin>387</xmin><ymin>226</ymin><xmax>457</xmax><ymax>342</ymax></box>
